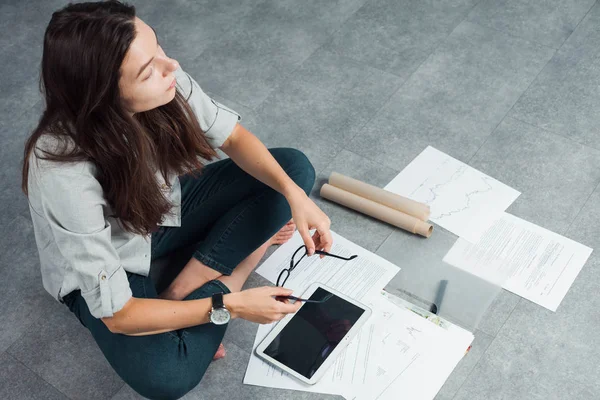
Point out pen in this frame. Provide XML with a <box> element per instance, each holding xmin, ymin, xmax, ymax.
<box><xmin>431</xmin><ymin>280</ymin><xmax>448</xmax><ymax>315</ymax></box>
<box><xmin>275</xmin><ymin>294</ymin><xmax>333</xmax><ymax>304</ymax></box>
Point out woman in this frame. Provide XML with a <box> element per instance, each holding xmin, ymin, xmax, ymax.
<box><xmin>21</xmin><ymin>1</ymin><xmax>333</xmax><ymax>399</ymax></box>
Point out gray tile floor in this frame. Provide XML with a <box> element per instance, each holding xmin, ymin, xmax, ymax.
<box><xmin>2</xmin><ymin>0</ymin><xmax>599</xmax><ymax>399</ymax></box>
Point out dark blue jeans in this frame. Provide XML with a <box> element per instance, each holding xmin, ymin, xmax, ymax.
<box><xmin>62</xmin><ymin>148</ymin><xmax>316</xmax><ymax>400</ymax></box>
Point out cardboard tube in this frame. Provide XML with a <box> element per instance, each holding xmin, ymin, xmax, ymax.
<box><xmin>321</xmin><ymin>184</ymin><xmax>433</xmax><ymax>238</ymax></box>
<box><xmin>329</xmin><ymin>172</ymin><xmax>430</xmax><ymax>221</ymax></box>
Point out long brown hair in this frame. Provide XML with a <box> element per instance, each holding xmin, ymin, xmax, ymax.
<box><xmin>22</xmin><ymin>0</ymin><xmax>217</xmax><ymax>236</ymax></box>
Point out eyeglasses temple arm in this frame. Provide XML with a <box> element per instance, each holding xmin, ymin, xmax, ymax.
<box><xmin>314</xmin><ymin>250</ymin><xmax>358</xmax><ymax>261</ymax></box>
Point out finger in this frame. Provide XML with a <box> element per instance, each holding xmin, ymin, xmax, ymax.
<box><xmin>275</xmin><ymin>313</ymin><xmax>287</xmax><ymax>321</ymax></box>
<box><xmin>297</xmin><ymin>226</ymin><xmax>315</xmax><ymax>256</ymax></box>
<box><xmin>278</xmin><ymin>301</ymin><xmax>302</xmax><ymax>314</ymax></box>
<box><xmin>268</xmin><ymin>286</ymin><xmax>294</xmax><ymax>296</ymax></box>
<box><xmin>312</xmin><ymin>231</ymin><xmax>322</xmax><ymax>249</ymax></box>
<box><xmin>317</xmin><ymin>227</ymin><xmax>333</xmax><ymax>254</ymax></box>
<box><xmin>311</xmin><ymin>232</ymin><xmax>325</xmax><ymax>259</ymax></box>
<box><xmin>279</xmin><ymin>225</ymin><xmax>295</xmax><ymax>233</ymax></box>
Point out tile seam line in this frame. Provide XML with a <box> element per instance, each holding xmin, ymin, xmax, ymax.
<box><xmin>341</xmin><ymin>0</ymin><xmax>495</xmax><ymax>160</ymax></box>
<box><xmin>448</xmin><ymin>304</ymin><xmax>518</xmax><ymax>400</ymax></box>
<box><xmin>467</xmin><ymin>20</ymin><xmax>558</xmax><ymax>51</ymax></box>
<box><xmin>250</xmin><ymin>0</ymin><xmax>375</xmax><ymax>112</ymax></box>
<box><xmin>466</xmin><ymin>45</ymin><xmax>557</xmax><ymax>164</ymax></box>
<box><xmin>3</xmin><ymin>350</ymin><xmax>81</xmax><ymax>400</ymax></box>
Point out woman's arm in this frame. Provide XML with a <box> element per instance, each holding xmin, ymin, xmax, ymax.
<box><xmin>102</xmin><ymin>296</ymin><xmax>214</xmax><ymax>335</ymax></box>
<box><xmin>103</xmin><ymin>286</ymin><xmax>301</xmax><ymax>336</ymax></box>
<box><xmin>220</xmin><ymin>124</ymin><xmax>333</xmax><ymax>256</ymax></box>
<box><xmin>220</xmin><ymin>123</ymin><xmax>303</xmax><ymax>199</ymax></box>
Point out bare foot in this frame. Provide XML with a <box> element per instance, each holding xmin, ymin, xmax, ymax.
<box><xmin>213</xmin><ymin>343</ymin><xmax>226</xmax><ymax>360</ymax></box>
<box><xmin>269</xmin><ymin>220</ymin><xmax>296</xmax><ymax>246</ymax></box>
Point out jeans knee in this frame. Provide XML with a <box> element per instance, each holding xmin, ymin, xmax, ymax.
<box><xmin>271</xmin><ymin>148</ymin><xmax>316</xmax><ymax>195</ymax></box>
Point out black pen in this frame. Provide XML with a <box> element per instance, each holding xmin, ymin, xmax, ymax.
<box><xmin>275</xmin><ymin>294</ymin><xmax>333</xmax><ymax>304</ymax></box>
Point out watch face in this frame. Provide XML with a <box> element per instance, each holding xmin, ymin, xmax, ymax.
<box><xmin>210</xmin><ymin>307</ymin><xmax>231</xmax><ymax>325</ymax></box>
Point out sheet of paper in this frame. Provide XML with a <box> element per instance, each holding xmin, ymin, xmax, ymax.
<box><xmin>443</xmin><ymin>213</ymin><xmax>593</xmax><ymax>311</ymax></box>
<box><xmin>385</xmin><ymin>146</ymin><xmax>520</xmax><ymax>242</ymax></box>
<box><xmin>349</xmin><ymin>291</ymin><xmax>474</xmax><ymax>400</ymax></box>
<box><xmin>349</xmin><ymin>294</ymin><xmax>453</xmax><ymax>400</ymax></box>
<box><xmin>370</xmin><ymin>329</ymin><xmax>473</xmax><ymax>400</ymax></box>
<box><xmin>254</xmin><ymin>230</ymin><xmax>400</xmax><ymax>301</ymax></box>
<box><xmin>369</xmin><ymin>291</ymin><xmax>475</xmax><ymax>400</ymax></box>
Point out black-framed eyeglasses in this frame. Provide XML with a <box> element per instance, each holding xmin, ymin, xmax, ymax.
<box><xmin>276</xmin><ymin>245</ymin><xmax>358</xmax><ymax>303</ymax></box>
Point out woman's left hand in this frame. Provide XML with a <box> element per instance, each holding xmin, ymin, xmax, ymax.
<box><xmin>286</xmin><ymin>189</ymin><xmax>332</xmax><ymax>258</ymax></box>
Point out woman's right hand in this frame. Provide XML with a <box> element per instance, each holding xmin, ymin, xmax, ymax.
<box><xmin>224</xmin><ymin>286</ymin><xmax>302</xmax><ymax>324</ymax></box>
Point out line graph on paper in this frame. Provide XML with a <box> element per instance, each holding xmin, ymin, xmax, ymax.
<box><xmin>408</xmin><ymin>162</ymin><xmax>494</xmax><ymax>220</ymax></box>
<box><xmin>385</xmin><ymin>146</ymin><xmax>520</xmax><ymax>242</ymax></box>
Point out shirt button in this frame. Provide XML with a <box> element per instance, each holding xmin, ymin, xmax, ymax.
<box><xmin>144</xmin><ymin>254</ymin><xmax>148</xmax><ymax>258</ymax></box>
<box><xmin>101</xmin><ymin>274</ymin><xmax>107</xmax><ymax>281</ymax></box>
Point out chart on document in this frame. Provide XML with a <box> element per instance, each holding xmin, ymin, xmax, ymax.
<box><xmin>385</xmin><ymin>146</ymin><xmax>520</xmax><ymax>242</ymax></box>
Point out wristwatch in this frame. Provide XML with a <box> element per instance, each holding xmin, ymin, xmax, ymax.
<box><xmin>209</xmin><ymin>293</ymin><xmax>231</xmax><ymax>325</ymax></box>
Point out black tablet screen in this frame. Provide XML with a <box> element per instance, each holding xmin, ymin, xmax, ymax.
<box><xmin>263</xmin><ymin>287</ymin><xmax>365</xmax><ymax>379</ymax></box>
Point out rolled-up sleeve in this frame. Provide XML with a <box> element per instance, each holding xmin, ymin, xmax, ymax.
<box><xmin>35</xmin><ymin>161</ymin><xmax>132</xmax><ymax>319</ymax></box>
<box><xmin>174</xmin><ymin>66</ymin><xmax>241</xmax><ymax>149</ymax></box>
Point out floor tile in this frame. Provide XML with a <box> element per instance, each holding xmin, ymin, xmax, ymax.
<box><xmin>309</xmin><ymin>149</ymin><xmax>400</xmax><ymax>253</ymax></box>
<box><xmin>434</xmin><ymin>330</ymin><xmax>494</xmax><ymax>400</ymax></box>
<box><xmin>456</xmin><ymin>277</ymin><xmax>600</xmax><ymax>399</ymax></box>
<box><xmin>563</xmin><ymin>186</ymin><xmax>600</xmax><ymax>285</ymax></box>
<box><xmin>259</xmin><ymin>123</ymin><xmax>344</xmax><ymax>175</ymax></box>
<box><xmin>509</xmin><ymin>3</ymin><xmax>600</xmax><ymax>150</ymax></box>
<box><xmin>1</xmin><ymin>100</ymin><xmax>44</xmax><ymax>225</ymax></box>
<box><xmin>256</xmin><ymin>48</ymin><xmax>404</xmax><ymax>145</ymax></box>
<box><xmin>7</xmin><ymin>305</ymin><xmax>125</xmax><ymax>400</ymax></box>
<box><xmin>324</xmin><ymin>0</ymin><xmax>479</xmax><ymax>79</ymax></box>
<box><xmin>136</xmin><ymin>0</ymin><xmax>256</xmax><ymax>68</ymax></box>
<box><xmin>467</xmin><ymin>0</ymin><xmax>596</xmax><ymax>48</ymax></box>
<box><xmin>0</xmin><ymin>352</ymin><xmax>69</xmax><ymax>400</ymax></box>
<box><xmin>470</xmin><ymin>117</ymin><xmax>600</xmax><ymax>234</ymax></box>
<box><xmin>475</xmin><ymin>290</ymin><xmax>521</xmax><ymax>337</ymax></box>
<box><xmin>455</xmin><ymin>335</ymin><xmax>599</xmax><ymax>399</ymax></box>
<box><xmin>191</xmin><ymin>0</ymin><xmax>368</xmax><ymax>109</ymax></box>
<box><xmin>0</xmin><ymin>2</ymin><xmax>47</xmax><ymax>51</ymax></box>
<box><xmin>346</xmin><ymin>21</ymin><xmax>555</xmax><ymax>170</ymax></box>
<box><xmin>0</xmin><ymin>215</ymin><xmax>56</xmax><ymax>353</ymax></box>
<box><xmin>0</xmin><ymin>41</ymin><xmax>43</xmax><ymax>126</ymax></box>
<box><xmin>497</xmin><ymin>267</ymin><xmax>600</xmax><ymax>380</ymax></box>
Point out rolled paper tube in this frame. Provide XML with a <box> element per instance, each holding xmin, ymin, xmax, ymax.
<box><xmin>329</xmin><ymin>172</ymin><xmax>430</xmax><ymax>221</ymax></box>
<box><xmin>321</xmin><ymin>184</ymin><xmax>433</xmax><ymax>238</ymax></box>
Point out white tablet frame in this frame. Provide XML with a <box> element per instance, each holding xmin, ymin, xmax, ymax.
<box><xmin>255</xmin><ymin>282</ymin><xmax>372</xmax><ymax>385</ymax></box>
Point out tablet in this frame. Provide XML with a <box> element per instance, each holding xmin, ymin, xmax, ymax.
<box><xmin>255</xmin><ymin>283</ymin><xmax>372</xmax><ymax>385</ymax></box>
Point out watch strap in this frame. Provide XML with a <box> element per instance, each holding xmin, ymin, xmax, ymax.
<box><xmin>212</xmin><ymin>292</ymin><xmax>224</xmax><ymax>309</ymax></box>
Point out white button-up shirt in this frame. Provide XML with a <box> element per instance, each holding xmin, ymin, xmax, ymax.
<box><xmin>27</xmin><ymin>67</ymin><xmax>240</xmax><ymax>319</ymax></box>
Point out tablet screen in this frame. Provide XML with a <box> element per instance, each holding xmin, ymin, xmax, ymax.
<box><xmin>263</xmin><ymin>287</ymin><xmax>365</xmax><ymax>379</ymax></box>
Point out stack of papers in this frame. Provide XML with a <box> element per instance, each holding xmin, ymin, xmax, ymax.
<box><xmin>385</xmin><ymin>146</ymin><xmax>592</xmax><ymax>312</ymax></box>
<box><xmin>243</xmin><ymin>232</ymin><xmax>474</xmax><ymax>399</ymax></box>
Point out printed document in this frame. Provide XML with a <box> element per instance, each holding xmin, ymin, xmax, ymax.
<box><xmin>443</xmin><ymin>213</ymin><xmax>593</xmax><ymax>311</ymax></box>
<box><xmin>385</xmin><ymin>146</ymin><xmax>520</xmax><ymax>242</ymax></box>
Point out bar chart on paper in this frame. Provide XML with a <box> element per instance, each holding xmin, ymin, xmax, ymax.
<box><xmin>385</xmin><ymin>146</ymin><xmax>520</xmax><ymax>242</ymax></box>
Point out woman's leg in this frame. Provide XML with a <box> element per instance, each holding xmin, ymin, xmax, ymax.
<box><xmin>63</xmin><ymin>273</ymin><xmax>230</xmax><ymax>400</ymax></box>
<box><xmin>152</xmin><ymin>147</ymin><xmax>316</xmax><ymax>299</ymax></box>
